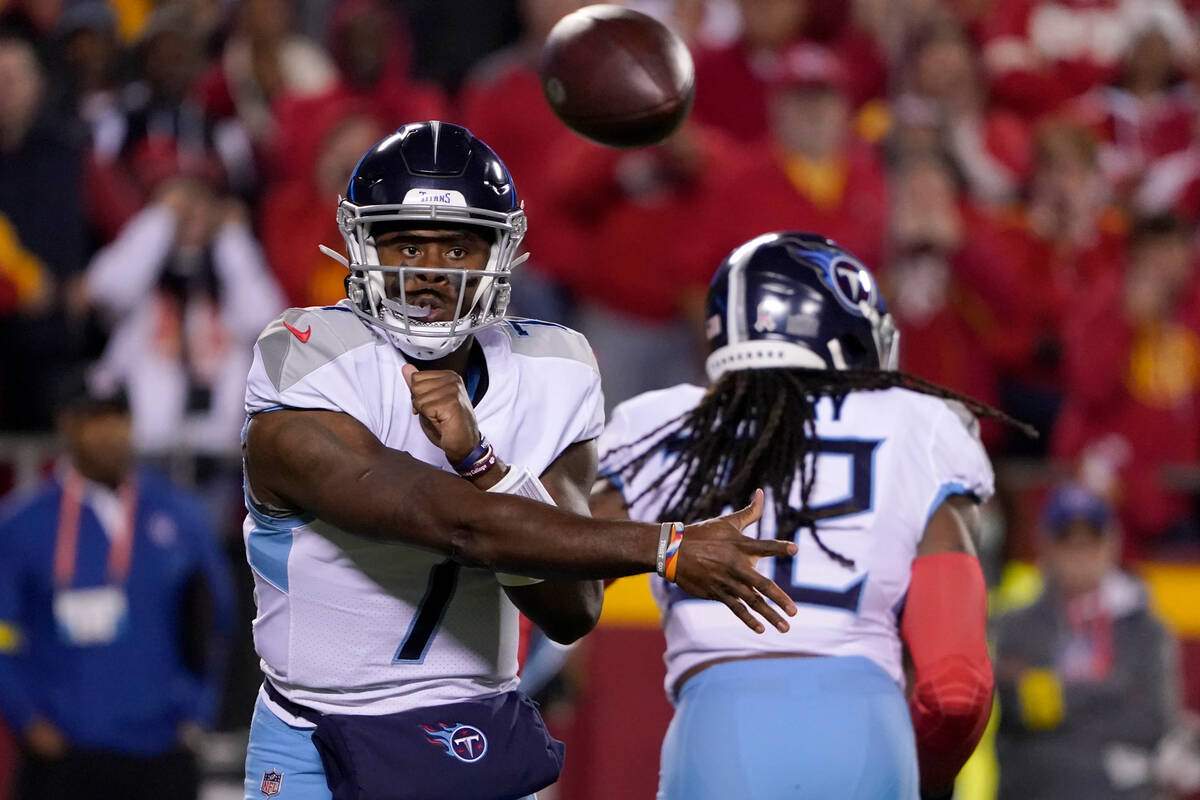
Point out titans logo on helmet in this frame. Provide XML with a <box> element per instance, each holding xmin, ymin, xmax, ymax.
<box><xmin>832</xmin><ymin>259</ymin><xmax>873</xmax><ymax>308</ymax></box>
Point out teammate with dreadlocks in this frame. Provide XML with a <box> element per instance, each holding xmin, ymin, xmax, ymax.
<box><xmin>592</xmin><ymin>232</ymin><xmax>1031</xmax><ymax>800</ymax></box>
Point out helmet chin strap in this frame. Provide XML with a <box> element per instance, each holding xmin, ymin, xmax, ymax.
<box><xmin>379</xmin><ymin>294</ymin><xmax>471</xmax><ymax>359</ymax></box>
<box><xmin>387</xmin><ymin>327</ymin><xmax>470</xmax><ymax>361</ymax></box>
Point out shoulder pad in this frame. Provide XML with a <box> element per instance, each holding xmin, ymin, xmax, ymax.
<box><xmin>256</xmin><ymin>305</ymin><xmax>378</xmax><ymax>392</ymax></box>
<box><xmin>502</xmin><ymin>319</ymin><xmax>597</xmax><ymax>369</ymax></box>
<box><xmin>941</xmin><ymin>399</ymin><xmax>983</xmax><ymax>442</ymax></box>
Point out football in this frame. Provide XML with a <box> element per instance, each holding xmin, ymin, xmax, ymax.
<box><xmin>539</xmin><ymin>5</ymin><xmax>695</xmax><ymax>149</ymax></box>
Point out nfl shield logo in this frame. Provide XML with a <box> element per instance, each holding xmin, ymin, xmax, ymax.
<box><xmin>260</xmin><ymin>768</ymin><xmax>283</xmax><ymax>797</ymax></box>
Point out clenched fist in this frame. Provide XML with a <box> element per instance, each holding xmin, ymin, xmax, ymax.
<box><xmin>401</xmin><ymin>364</ymin><xmax>481</xmax><ymax>464</ymax></box>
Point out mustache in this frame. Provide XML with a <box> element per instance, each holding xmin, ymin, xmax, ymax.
<box><xmin>404</xmin><ymin>287</ymin><xmax>450</xmax><ymax>303</ymax></box>
<box><xmin>390</xmin><ymin>277</ymin><xmax>481</xmax><ymax>302</ymax></box>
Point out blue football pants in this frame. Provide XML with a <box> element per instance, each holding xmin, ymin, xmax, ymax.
<box><xmin>657</xmin><ymin>655</ymin><xmax>920</xmax><ymax>800</ymax></box>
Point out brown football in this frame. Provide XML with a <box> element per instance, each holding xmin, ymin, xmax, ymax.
<box><xmin>540</xmin><ymin>5</ymin><xmax>695</xmax><ymax>149</ymax></box>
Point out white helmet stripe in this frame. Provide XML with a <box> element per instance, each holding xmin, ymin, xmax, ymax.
<box><xmin>727</xmin><ymin>243</ymin><xmax>744</xmax><ymax>345</ymax></box>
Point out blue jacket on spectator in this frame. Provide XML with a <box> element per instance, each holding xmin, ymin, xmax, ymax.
<box><xmin>0</xmin><ymin>466</ymin><xmax>235</xmax><ymax>756</ymax></box>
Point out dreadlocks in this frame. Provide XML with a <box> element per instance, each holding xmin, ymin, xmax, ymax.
<box><xmin>603</xmin><ymin>369</ymin><xmax>1036</xmax><ymax>570</ymax></box>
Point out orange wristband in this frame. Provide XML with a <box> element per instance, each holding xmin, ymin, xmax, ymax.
<box><xmin>661</xmin><ymin>522</ymin><xmax>685</xmax><ymax>583</ymax></box>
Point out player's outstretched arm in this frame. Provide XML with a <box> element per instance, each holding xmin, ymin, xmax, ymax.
<box><xmin>902</xmin><ymin>495</ymin><xmax>994</xmax><ymax>798</ymax></box>
<box><xmin>245</xmin><ymin>409</ymin><xmax>798</xmax><ymax>633</ymax></box>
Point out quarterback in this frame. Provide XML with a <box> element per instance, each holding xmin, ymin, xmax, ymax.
<box><xmin>239</xmin><ymin>122</ymin><xmax>796</xmax><ymax>800</ymax></box>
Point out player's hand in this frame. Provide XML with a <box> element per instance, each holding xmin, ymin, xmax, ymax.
<box><xmin>674</xmin><ymin>489</ymin><xmax>798</xmax><ymax>634</ymax></box>
<box><xmin>401</xmin><ymin>364</ymin><xmax>481</xmax><ymax>464</ymax></box>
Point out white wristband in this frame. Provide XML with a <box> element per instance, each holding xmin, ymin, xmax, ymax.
<box><xmin>490</xmin><ymin>464</ymin><xmax>551</xmax><ymax>586</ymax></box>
<box><xmin>487</xmin><ymin>464</ymin><xmax>556</xmax><ymax>503</ymax></box>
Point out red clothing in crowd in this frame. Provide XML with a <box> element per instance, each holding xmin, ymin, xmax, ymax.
<box><xmin>259</xmin><ymin>183</ymin><xmax>346</xmax><ymax>308</ymax></box>
<box><xmin>259</xmin><ymin>98</ymin><xmax>385</xmax><ymax>308</ymax></box>
<box><xmin>888</xmin><ymin>209</ymin><xmax>1024</xmax><ymax>445</ymax></box>
<box><xmin>259</xmin><ymin>0</ymin><xmax>445</xmax><ymax>185</ymax></box>
<box><xmin>980</xmin><ymin>0</ymin><xmax>1128</xmax><ymax>119</ymax></box>
<box><xmin>267</xmin><ymin>76</ymin><xmax>442</xmax><ymax>188</ymax></box>
<box><xmin>979</xmin><ymin>211</ymin><xmax>1127</xmax><ymax>386</ymax></box>
<box><xmin>1071</xmin><ymin>84</ymin><xmax>1199</xmax><ymax>193</ymax></box>
<box><xmin>542</xmin><ymin>126</ymin><xmax>747</xmax><ymax>321</ymax></box>
<box><xmin>458</xmin><ymin>49</ymin><xmax>579</xmax><ymax>284</ymax></box>
<box><xmin>84</xmin><ymin>153</ymin><xmax>150</xmax><ymax>243</ymax></box>
<box><xmin>693</xmin><ymin>141</ymin><xmax>888</xmax><ymax>277</ymax></box>
<box><xmin>690</xmin><ymin>31</ymin><xmax>885</xmax><ymax>142</ymax></box>
<box><xmin>980</xmin><ymin>110</ymin><xmax>1037</xmax><ymax>185</ymax></box>
<box><xmin>1170</xmin><ymin>153</ymin><xmax>1200</xmax><ymax>220</ymax></box>
<box><xmin>196</xmin><ymin>34</ymin><xmax>336</xmax><ymax>180</ymax></box>
<box><xmin>324</xmin><ymin>0</ymin><xmax>447</xmax><ymax>130</ymax></box>
<box><xmin>897</xmin><ymin>298</ymin><xmax>1003</xmax><ymax>444</ymax></box>
<box><xmin>1054</xmin><ymin>274</ymin><xmax>1200</xmax><ymax>552</ymax></box>
<box><xmin>459</xmin><ymin>50</ymin><xmax>570</xmax><ymax>206</ymax></box>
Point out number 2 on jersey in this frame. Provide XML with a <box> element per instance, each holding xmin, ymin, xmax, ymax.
<box><xmin>772</xmin><ymin>438</ymin><xmax>881</xmax><ymax>613</ymax></box>
<box><xmin>393</xmin><ymin>559</ymin><xmax>460</xmax><ymax>663</ymax></box>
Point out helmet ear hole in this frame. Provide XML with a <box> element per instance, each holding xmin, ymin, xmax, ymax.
<box><xmin>493</xmin><ymin>282</ymin><xmax>511</xmax><ymax>317</ymax></box>
<box><xmin>346</xmin><ymin>275</ymin><xmax>370</xmax><ymax>312</ymax></box>
<box><xmin>836</xmin><ymin>335</ymin><xmax>871</xmax><ymax>368</ymax></box>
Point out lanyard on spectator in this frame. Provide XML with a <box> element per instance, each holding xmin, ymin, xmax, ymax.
<box><xmin>53</xmin><ymin>469</ymin><xmax>137</xmax><ymax>589</ymax></box>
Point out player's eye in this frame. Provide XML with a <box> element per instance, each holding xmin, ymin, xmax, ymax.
<box><xmin>447</xmin><ymin>247</ymin><xmax>468</xmax><ymax>259</ymax></box>
<box><xmin>400</xmin><ymin>245</ymin><xmax>421</xmax><ymax>258</ymax></box>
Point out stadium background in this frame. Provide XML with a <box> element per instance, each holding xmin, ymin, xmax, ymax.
<box><xmin>2</xmin><ymin>0</ymin><xmax>1200</xmax><ymax>796</ymax></box>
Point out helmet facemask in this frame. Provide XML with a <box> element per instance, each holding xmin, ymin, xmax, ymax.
<box><xmin>859</xmin><ymin>298</ymin><xmax>900</xmax><ymax>371</ymax></box>
<box><xmin>334</xmin><ymin>197</ymin><xmax>528</xmax><ymax>360</ymax></box>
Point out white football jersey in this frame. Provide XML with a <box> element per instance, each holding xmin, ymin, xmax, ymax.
<box><xmin>598</xmin><ymin>382</ymin><xmax>993</xmax><ymax>699</ymax></box>
<box><xmin>242</xmin><ymin>301</ymin><xmax>603</xmax><ymax>722</ymax></box>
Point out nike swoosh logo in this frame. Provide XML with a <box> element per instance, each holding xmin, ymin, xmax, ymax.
<box><xmin>282</xmin><ymin>320</ymin><xmax>312</xmax><ymax>343</ymax></box>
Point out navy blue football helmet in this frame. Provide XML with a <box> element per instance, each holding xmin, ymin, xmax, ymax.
<box><xmin>332</xmin><ymin>121</ymin><xmax>527</xmax><ymax>359</ymax></box>
<box><xmin>704</xmin><ymin>232</ymin><xmax>898</xmax><ymax>380</ymax></box>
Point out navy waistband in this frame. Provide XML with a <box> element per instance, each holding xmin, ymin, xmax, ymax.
<box><xmin>263</xmin><ymin>680</ymin><xmax>323</xmax><ymax>725</ymax></box>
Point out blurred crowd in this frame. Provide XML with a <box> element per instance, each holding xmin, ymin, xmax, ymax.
<box><xmin>3</xmin><ymin>0</ymin><xmax>1200</xmax><ymax>795</ymax></box>
<box><xmin>3</xmin><ymin>0</ymin><xmax>1200</xmax><ymax>559</ymax></box>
